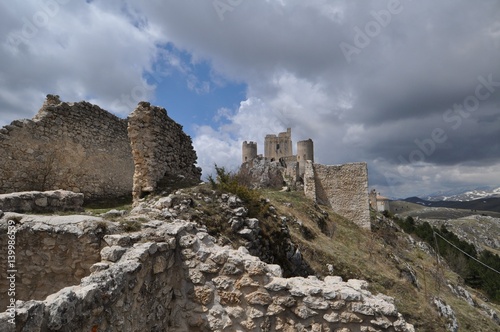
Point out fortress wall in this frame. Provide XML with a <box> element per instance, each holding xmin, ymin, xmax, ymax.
<box><xmin>305</xmin><ymin>162</ymin><xmax>371</xmax><ymax>230</ymax></box>
<box><xmin>0</xmin><ymin>96</ymin><xmax>201</xmax><ymax>202</ymax></box>
<box><xmin>0</xmin><ymin>218</ymin><xmax>413</xmax><ymax>332</ymax></box>
<box><xmin>128</xmin><ymin>102</ymin><xmax>201</xmax><ymax>200</ymax></box>
<box><xmin>0</xmin><ymin>95</ymin><xmax>134</xmax><ymax>200</ymax></box>
<box><xmin>0</xmin><ymin>213</ymin><xmax>106</xmax><ymax>309</ymax></box>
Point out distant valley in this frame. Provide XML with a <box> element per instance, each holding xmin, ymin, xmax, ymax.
<box><xmin>401</xmin><ymin>196</ymin><xmax>500</xmax><ymax>214</ymax></box>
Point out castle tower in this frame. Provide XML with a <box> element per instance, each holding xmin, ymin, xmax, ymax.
<box><xmin>242</xmin><ymin>141</ymin><xmax>257</xmax><ymax>164</ymax></box>
<box><xmin>297</xmin><ymin>139</ymin><xmax>314</xmax><ymax>176</ymax></box>
<box><xmin>264</xmin><ymin>128</ymin><xmax>293</xmax><ymax>161</ymax></box>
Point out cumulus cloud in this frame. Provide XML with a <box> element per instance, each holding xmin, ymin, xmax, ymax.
<box><xmin>0</xmin><ymin>0</ymin><xmax>162</xmax><ymax>122</ymax></box>
<box><xmin>1</xmin><ymin>0</ymin><xmax>499</xmax><ymax>197</ymax></box>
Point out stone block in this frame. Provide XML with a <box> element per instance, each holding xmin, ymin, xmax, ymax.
<box><xmin>101</xmin><ymin>246</ymin><xmax>126</xmax><ymax>262</ymax></box>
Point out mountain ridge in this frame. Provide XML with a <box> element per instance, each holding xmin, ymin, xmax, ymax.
<box><xmin>421</xmin><ymin>186</ymin><xmax>500</xmax><ymax>202</ymax></box>
<box><xmin>401</xmin><ymin>196</ymin><xmax>500</xmax><ymax>214</ymax></box>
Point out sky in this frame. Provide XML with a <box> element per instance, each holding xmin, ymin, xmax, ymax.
<box><xmin>1</xmin><ymin>0</ymin><xmax>499</xmax><ymax>198</ymax></box>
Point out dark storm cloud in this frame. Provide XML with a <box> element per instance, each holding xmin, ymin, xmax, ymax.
<box><xmin>103</xmin><ymin>0</ymin><xmax>500</xmax><ymax>195</ymax></box>
<box><xmin>0</xmin><ymin>0</ymin><xmax>498</xmax><ymax>196</ymax></box>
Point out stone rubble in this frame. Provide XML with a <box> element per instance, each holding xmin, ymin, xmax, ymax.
<box><xmin>0</xmin><ymin>190</ymin><xmax>84</xmax><ymax>213</ymax></box>
<box><xmin>130</xmin><ymin>189</ymin><xmax>314</xmax><ymax>277</ymax></box>
<box><xmin>433</xmin><ymin>297</ymin><xmax>458</xmax><ymax>332</ymax></box>
<box><xmin>0</xmin><ymin>209</ymin><xmax>415</xmax><ymax>332</ymax></box>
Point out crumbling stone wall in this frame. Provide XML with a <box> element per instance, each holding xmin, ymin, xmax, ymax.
<box><xmin>0</xmin><ymin>95</ymin><xmax>134</xmax><ymax>199</ymax></box>
<box><xmin>304</xmin><ymin>162</ymin><xmax>371</xmax><ymax>229</ymax></box>
<box><xmin>0</xmin><ymin>96</ymin><xmax>201</xmax><ymax>202</ymax></box>
<box><xmin>0</xmin><ymin>190</ymin><xmax>84</xmax><ymax>213</ymax></box>
<box><xmin>0</xmin><ymin>212</ymin><xmax>111</xmax><ymax>310</ymax></box>
<box><xmin>128</xmin><ymin>102</ymin><xmax>201</xmax><ymax>200</ymax></box>
<box><xmin>0</xmin><ymin>218</ymin><xmax>414</xmax><ymax>332</ymax></box>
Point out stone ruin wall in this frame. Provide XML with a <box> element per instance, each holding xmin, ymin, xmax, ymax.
<box><xmin>0</xmin><ymin>96</ymin><xmax>201</xmax><ymax>202</ymax></box>
<box><xmin>305</xmin><ymin>162</ymin><xmax>371</xmax><ymax>230</ymax></box>
<box><xmin>0</xmin><ymin>95</ymin><xmax>134</xmax><ymax>200</ymax></box>
<box><xmin>0</xmin><ymin>212</ymin><xmax>108</xmax><ymax>310</ymax></box>
<box><xmin>0</xmin><ymin>190</ymin><xmax>84</xmax><ymax>214</ymax></box>
<box><xmin>0</xmin><ymin>217</ymin><xmax>414</xmax><ymax>332</ymax></box>
<box><xmin>128</xmin><ymin>102</ymin><xmax>201</xmax><ymax>201</ymax></box>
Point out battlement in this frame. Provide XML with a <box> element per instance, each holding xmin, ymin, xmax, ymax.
<box><xmin>242</xmin><ymin>128</ymin><xmax>314</xmax><ymax>177</ymax></box>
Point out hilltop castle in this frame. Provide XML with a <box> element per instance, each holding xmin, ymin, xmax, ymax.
<box><xmin>242</xmin><ymin>128</ymin><xmax>371</xmax><ymax>229</ymax></box>
<box><xmin>242</xmin><ymin>128</ymin><xmax>314</xmax><ymax>181</ymax></box>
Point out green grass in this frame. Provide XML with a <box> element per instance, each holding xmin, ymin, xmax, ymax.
<box><xmin>258</xmin><ymin>189</ymin><xmax>500</xmax><ymax>332</ymax></box>
<box><xmin>83</xmin><ymin>196</ymin><xmax>132</xmax><ymax>215</ymax></box>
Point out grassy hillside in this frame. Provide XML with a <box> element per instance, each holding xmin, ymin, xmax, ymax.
<box><xmin>259</xmin><ymin>189</ymin><xmax>500</xmax><ymax>331</ymax></box>
<box><xmin>89</xmin><ymin>181</ymin><xmax>500</xmax><ymax>331</ymax></box>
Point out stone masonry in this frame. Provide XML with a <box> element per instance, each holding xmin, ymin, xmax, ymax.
<box><xmin>128</xmin><ymin>102</ymin><xmax>201</xmax><ymax>201</ymax></box>
<box><xmin>0</xmin><ymin>213</ymin><xmax>414</xmax><ymax>332</ymax></box>
<box><xmin>0</xmin><ymin>95</ymin><xmax>133</xmax><ymax>199</ymax></box>
<box><xmin>0</xmin><ymin>212</ymin><xmax>115</xmax><ymax>310</ymax></box>
<box><xmin>0</xmin><ymin>96</ymin><xmax>201</xmax><ymax>202</ymax></box>
<box><xmin>304</xmin><ymin>161</ymin><xmax>371</xmax><ymax>229</ymax></box>
<box><xmin>0</xmin><ymin>190</ymin><xmax>84</xmax><ymax>213</ymax></box>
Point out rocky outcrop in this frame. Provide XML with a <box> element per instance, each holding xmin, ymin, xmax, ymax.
<box><xmin>131</xmin><ymin>189</ymin><xmax>314</xmax><ymax>277</ymax></box>
<box><xmin>422</xmin><ymin>215</ymin><xmax>500</xmax><ymax>253</ymax></box>
<box><xmin>0</xmin><ymin>207</ymin><xmax>414</xmax><ymax>331</ymax></box>
<box><xmin>0</xmin><ymin>190</ymin><xmax>84</xmax><ymax>213</ymax></box>
<box><xmin>433</xmin><ymin>297</ymin><xmax>458</xmax><ymax>332</ymax></box>
<box><xmin>240</xmin><ymin>157</ymin><xmax>286</xmax><ymax>189</ymax></box>
<box><xmin>128</xmin><ymin>102</ymin><xmax>201</xmax><ymax>201</ymax></box>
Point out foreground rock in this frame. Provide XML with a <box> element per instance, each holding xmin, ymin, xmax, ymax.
<box><xmin>0</xmin><ymin>190</ymin><xmax>84</xmax><ymax>213</ymax></box>
<box><xmin>0</xmin><ymin>212</ymin><xmax>117</xmax><ymax>310</ymax></box>
<box><xmin>0</xmin><ymin>211</ymin><xmax>414</xmax><ymax>331</ymax></box>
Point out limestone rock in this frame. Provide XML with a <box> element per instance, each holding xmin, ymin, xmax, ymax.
<box><xmin>100</xmin><ymin>246</ymin><xmax>126</xmax><ymax>262</ymax></box>
<box><xmin>0</xmin><ymin>200</ymin><xmax>415</xmax><ymax>332</ymax></box>
<box><xmin>0</xmin><ymin>190</ymin><xmax>84</xmax><ymax>213</ymax></box>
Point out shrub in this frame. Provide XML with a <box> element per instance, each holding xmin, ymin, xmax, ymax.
<box><xmin>208</xmin><ymin>164</ymin><xmax>267</xmax><ymax>218</ymax></box>
<box><xmin>119</xmin><ymin>220</ymin><xmax>141</xmax><ymax>232</ymax></box>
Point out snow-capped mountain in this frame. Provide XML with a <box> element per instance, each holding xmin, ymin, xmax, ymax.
<box><xmin>424</xmin><ymin>186</ymin><xmax>500</xmax><ymax>202</ymax></box>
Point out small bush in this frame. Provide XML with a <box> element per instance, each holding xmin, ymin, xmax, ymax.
<box><xmin>119</xmin><ymin>220</ymin><xmax>141</xmax><ymax>232</ymax></box>
<box><xmin>208</xmin><ymin>164</ymin><xmax>266</xmax><ymax>218</ymax></box>
<box><xmin>300</xmin><ymin>224</ymin><xmax>316</xmax><ymax>241</ymax></box>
